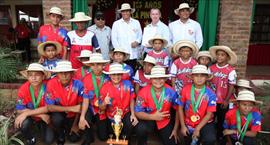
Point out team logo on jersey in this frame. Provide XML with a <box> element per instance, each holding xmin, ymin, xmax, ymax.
<box><xmin>177</xmin><ymin>68</ymin><xmax>192</xmax><ymax>74</ymax></box>
<box><xmin>213</xmin><ymin>72</ymin><xmax>227</xmax><ymax>79</ymax></box>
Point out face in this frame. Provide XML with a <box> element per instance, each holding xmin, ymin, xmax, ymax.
<box><xmin>27</xmin><ymin>71</ymin><xmax>44</xmax><ymax>87</ymax></box>
<box><xmin>49</xmin><ymin>13</ymin><xmax>62</xmax><ymax>25</ymax></box>
<box><xmin>216</xmin><ymin>50</ymin><xmax>229</xmax><ymax>64</ymax></box>
<box><xmin>150</xmin><ymin>9</ymin><xmax>161</xmax><ymax>23</ymax></box>
<box><xmin>44</xmin><ymin>45</ymin><xmax>57</xmax><ymax>59</ymax></box>
<box><xmin>143</xmin><ymin>62</ymin><xmax>154</xmax><ymax>74</ymax></box>
<box><xmin>90</xmin><ymin>63</ymin><xmax>104</xmax><ymax>76</ymax></box>
<box><xmin>191</xmin><ymin>74</ymin><xmax>208</xmax><ymax>87</ymax></box>
<box><xmin>110</xmin><ymin>74</ymin><xmax>122</xmax><ymax>85</ymax></box>
<box><xmin>151</xmin><ymin>78</ymin><xmax>166</xmax><ymax>89</ymax></box>
<box><xmin>198</xmin><ymin>56</ymin><xmax>211</xmax><ymax>66</ymax></box>
<box><xmin>238</xmin><ymin>101</ymin><xmax>254</xmax><ymax>116</ymax></box>
<box><xmin>57</xmin><ymin>72</ymin><xmax>73</xmax><ymax>86</ymax></box>
<box><xmin>75</xmin><ymin>21</ymin><xmax>87</xmax><ymax>31</ymax></box>
<box><xmin>121</xmin><ymin>10</ymin><xmax>131</xmax><ymax>20</ymax></box>
<box><xmin>153</xmin><ymin>40</ymin><xmax>163</xmax><ymax>51</ymax></box>
<box><xmin>79</xmin><ymin>57</ymin><xmax>89</xmax><ymax>63</ymax></box>
<box><xmin>179</xmin><ymin>47</ymin><xmax>192</xmax><ymax>59</ymax></box>
<box><xmin>94</xmin><ymin>17</ymin><xmax>105</xmax><ymax>28</ymax></box>
<box><xmin>178</xmin><ymin>8</ymin><xmax>190</xmax><ymax>20</ymax></box>
<box><xmin>113</xmin><ymin>52</ymin><xmax>125</xmax><ymax>63</ymax></box>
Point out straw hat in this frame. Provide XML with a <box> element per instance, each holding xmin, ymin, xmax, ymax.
<box><xmin>117</xmin><ymin>3</ymin><xmax>135</xmax><ymax>13</ymax></box>
<box><xmin>196</xmin><ymin>51</ymin><xmax>213</xmax><ymax>61</ymax></box>
<box><xmin>83</xmin><ymin>53</ymin><xmax>110</xmax><ymax>64</ymax></box>
<box><xmin>110</xmin><ymin>48</ymin><xmax>130</xmax><ymax>61</ymax></box>
<box><xmin>172</xmin><ymin>40</ymin><xmax>199</xmax><ymax>56</ymax></box>
<box><xmin>20</xmin><ymin>63</ymin><xmax>51</xmax><ymax>79</ymax></box>
<box><xmin>69</xmin><ymin>12</ymin><xmax>92</xmax><ymax>22</ymax></box>
<box><xmin>148</xmin><ymin>34</ymin><xmax>168</xmax><ymax>48</ymax></box>
<box><xmin>144</xmin><ymin>55</ymin><xmax>156</xmax><ymax>65</ymax></box>
<box><xmin>187</xmin><ymin>65</ymin><xmax>212</xmax><ymax>80</ymax></box>
<box><xmin>209</xmin><ymin>45</ymin><xmax>237</xmax><ymax>65</ymax></box>
<box><xmin>77</xmin><ymin>50</ymin><xmax>92</xmax><ymax>59</ymax></box>
<box><xmin>49</xmin><ymin>6</ymin><xmax>64</xmax><ymax>16</ymax></box>
<box><xmin>52</xmin><ymin>61</ymin><xmax>76</xmax><ymax>72</ymax></box>
<box><xmin>174</xmin><ymin>3</ymin><xmax>194</xmax><ymax>15</ymax></box>
<box><xmin>236</xmin><ymin>90</ymin><xmax>262</xmax><ymax>104</ymax></box>
<box><xmin>145</xmin><ymin>65</ymin><xmax>171</xmax><ymax>79</ymax></box>
<box><xmin>37</xmin><ymin>41</ymin><xmax>62</xmax><ymax>57</ymax></box>
<box><xmin>237</xmin><ymin>79</ymin><xmax>252</xmax><ymax>89</ymax></box>
<box><xmin>103</xmin><ymin>63</ymin><xmax>129</xmax><ymax>75</ymax></box>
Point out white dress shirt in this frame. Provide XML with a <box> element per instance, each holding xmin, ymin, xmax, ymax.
<box><xmin>111</xmin><ymin>18</ymin><xmax>142</xmax><ymax>59</ymax></box>
<box><xmin>88</xmin><ymin>24</ymin><xmax>112</xmax><ymax>59</ymax></box>
<box><xmin>142</xmin><ymin>20</ymin><xmax>171</xmax><ymax>48</ymax></box>
<box><xmin>169</xmin><ymin>18</ymin><xmax>203</xmax><ymax>48</ymax></box>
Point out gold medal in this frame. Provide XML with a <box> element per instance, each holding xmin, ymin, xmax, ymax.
<box><xmin>191</xmin><ymin>115</ymin><xmax>197</xmax><ymax>122</ymax></box>
<box><xmin>235</xmin><ymin>141</ymin><xmax>243</xmax><ymax>145</ymax></box>
<box><xmin>94</xmin><ymin>100</ymin><xmax>99</xmax><ymax>107</ymax></box>
<box><xmin>195</xmin><ymin>115</ymin><xmax>200</xmax><ymax>121</ymax></box>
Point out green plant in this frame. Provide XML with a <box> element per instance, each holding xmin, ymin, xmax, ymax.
<box><xmin>0</xmin><ymin>117</ymin><xmax>24</xmax><ymax>145</ymax></box>
<box><xmin>0</xmin><ymin>57</ymin><xmax>17</xmax><ymax>83</ymax></box>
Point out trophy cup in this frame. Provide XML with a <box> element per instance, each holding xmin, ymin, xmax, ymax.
<box><xmin>107</xmin><ymin>108</ymin><xmax>128</xmax><ymax>145</ymax></box>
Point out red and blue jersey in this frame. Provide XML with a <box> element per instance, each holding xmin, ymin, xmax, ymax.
<box><xmin>180</xmin><ymin>84</ymin><xmax>217</xmax><ymax>128</ymax></box>
<box><xmin>135</xmin><ymin>84</ymin><xmax>180</xmax><ymax>129</ymax></box>
<box><xmin>133</xmin><ymin>69</ymin><xmax>151</xmax><ymax>88</ymax></box>
<box><xmin>223</xmin><ymin>107</ymin><xmax>261</xmax><ymax>139</ymax></box>
<box><xmin>67</xmin><ymin>30</ymin><xmax>100</xmax><ymax>69</ymax></box>
<box><xmin>100</xmin><ymin>80</ymin><xmax>135</xmax><ymax>120</ymax></box>
<box><xmin>74</xmin><ymin>66</ymin><xmax>92</xmax><ymax>81</ymax></box>
<box><xmin>45</xmin><ymin>77</ymin><xmax>84</xmax><ymax>118</ymax></box>
<box><xmin>147</xmin><ymin>50</ymin><xmax>170</xmax><ymax>67</ymax></box>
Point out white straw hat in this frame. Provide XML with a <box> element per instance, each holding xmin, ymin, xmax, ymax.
<box><xmin>144</xmin><ymin>55</ymin><xmax>156</xmax><ymax>65</ymax></box>
<box><xmin>117</xmin><ymin>3</ymin><xmax>135</xmax><ymax>13</ymax></box>
<box><xmin>148</xmin><ymin>34</ymin><xmax>168</xmax><ymax>48</ymax></box>
<box><xmin>145</xmin><ymin>65</ymin><xmax>171</xmax><ymax>79</ymax></box>
<box><xmin>49</xmin><ymin>6</ymin><xmax>64</xmax><ymax>16</ymax></box>
<box><xmin>37</xmin><ymin>41</ymin><xmax>62</xmax><ymax>57</ymax></box>
<box><xmin>174</xmin><ymin>3</ymin><xmax>194</xmax><ymax>15</ymax></box>
<box><xmin>103</xmin><ymin>63</ymin><xmax>129</xmax><ymax>75</ymax></box>
<box><xmin>20</xmin><ymin>63</ymin><xmax>51</xmax><ymax>79</ymax></box>
<box><xmin>77</xmin><ymin>50</ymin><xmax>92</xmax><ymax>58</ymax></box>
<box><xmin>237</xmin><ymin>79</ymin><xmax>252</xmax><ymax>89</ymax></box>
<box><xmin>209</xmin><ymin>45</ymin><xmax>237</xmax><ymax>65</ymax></box>
<box><xmin>110</xmin><ymin>47</ymin><xmax>130</xmax><ymax>61</ymax></box>
<box><xmin>196</xmin><ymin>51</ymin><xmax>213</xmax><ymax>61</ymax></box>
<box><xmin>172</xmin><ymin>40</ymin><xmax>199</xmax><ymax>56</ymax></box>
<box><xmin>52</xmin><ymin>61</ymin><xmax>76</xmax><ymax>72</ymax></box>
<box><xmin>69</xmin><ymin>12</ymin><xmax>92</xmax><ymax>22</ymax></box>
<box><xmin>236</xmin><ymin>90</ymin><xmax>262</xmax><ymax>104</ymax></box>
<box><xmin>191</xmin><ymin>65</ymin><xmax>209</xmax><ymax>74</ymax></box>
<box><xmin>83</xmin><ymin>53</ymin><xmax>110</xmax><ymax>64</ymax></box>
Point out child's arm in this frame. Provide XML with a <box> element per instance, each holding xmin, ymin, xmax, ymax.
<box><xmin>193</xmin><ymin>112</ymin><xmax>213</xmax><ymax>138</ymax></box>
<box><xmin>223</xmin><ymin>84</ymin><xmax>234</xmax><ymax>108</ymax></box>
<box><xmin>135</xmin><ymin>83</ymin><xmax>140</xmax><ymax>95</ymax></box>
<box><xmin>130</xmin><ymin>98</ymin><xmax>138</xmax><ymax>126</ymax></box>
<box><xmin>169</xmin><ymin>111</ymin><xmax>180</xmax><ymax>143</ymax></box>
<box><xmin>178</xmin><ymin>106</ymin><xmax>188</xmax><ymax>136</ymax></box>
<box><xmin>47</xmin><ymin>104</ymin><xmax>81</xmax><ymax>113</ymax></box>
<box><xmin>79</xmin><ymin>98</ymin><xmax>90</xmax><ymax>130</ymax></box>
<box><xmin>62</xmin><ymin>46</ymin><xmax>67</xmax><ymax>60</ymax></box>
<box><xmin>171</xmin><ymin>77</ymin><xmax>176</xmax><ymax>88</ymax></box>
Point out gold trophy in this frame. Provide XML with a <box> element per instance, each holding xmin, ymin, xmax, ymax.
<box><xmin>107</xmin><ymin>108</ymin><xmax>128</xmax><ymax>145</ymax></box>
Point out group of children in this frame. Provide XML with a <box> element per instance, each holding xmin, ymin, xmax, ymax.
<box><xmin>15</xmin><ymin>33</ymin><xmax>262</xmax><ymax>145</ymax></box>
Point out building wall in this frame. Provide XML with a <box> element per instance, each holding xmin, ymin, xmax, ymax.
<box><xmin>217</xmin><ymin>0</ymin><xmax>253</xmax><ymax>78</ymax></box>
<box><xmin>42</xmin><ymin>0</ymin><xmax>72</xmax><ymax>30</ymax></box>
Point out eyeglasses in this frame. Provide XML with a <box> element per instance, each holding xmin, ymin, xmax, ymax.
<box><xmin>96</xmin><ymin>18</ymin><xmax>105</xmax><ymax>21</ymax></box>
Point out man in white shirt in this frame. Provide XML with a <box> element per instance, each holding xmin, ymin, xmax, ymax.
<box><xmin>142</xmin><ymin>8</ymin><xmax>170</xmax><ymax>55</ymax></box>
<box><xmin>88</xmin><ymin>12</ymin><xmax>112</xmax><ymax>60</ymax></box>
<box><xmin>111</xmin><ymin>3</ymin><xmax>142</xmax><ymax>70</ymax></box>
<box><xmin>169</xmin><ymin>3</ymin><xmax>203</xmax><ymax>49</ymax></box>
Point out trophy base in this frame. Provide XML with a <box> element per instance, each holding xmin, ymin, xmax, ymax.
<box><xmin>107</xmin><ymin>139</ymin><xmax>128</xmax><ymax>145</ymax></box>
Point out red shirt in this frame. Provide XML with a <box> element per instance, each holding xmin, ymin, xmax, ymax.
<box><xmin>15</xmin><ymin>24</ymin><xmax>30</xmax><ymax>38</ymax></box>
<box><xmin>180</xmin><ymin>84</ymin><xmax>216</xmax><ymax>128</ymax></box>
<box><xmin>135</xmin><ymin>85</ymin><xmax>180</xmax><ymax>129</ymax></box>
<box><xmin>38</xmin><ymin>24</ymin><xmax>68</xmax><ymax>57</ymax></box>
<box><xmin>147</xmin><ymin>50</ymin><xmax>170</xmax><ymax>67</ymax></box>
<box><xmin>45</xmin><ymin>77</ymin><xmax>84</xmax><ymax>118</ymax></box>
<box><xmin>133</xmin><ymin>69</ymin><xmax>151</xmax><ymax>88</ymax></box>
<box><xmin>82</xmin><ymin>73</ymin><xmax>109</xmax><ymax>118</ymax></box>
<box><xmin>74</xmin><ymin>66</ymin><xmax>92</xmax><ymax>80</ymax></box>
<box><xmin>100</xmin><ymin>80</ymin><xmax>135</xmax><ymax>120</ymax></box>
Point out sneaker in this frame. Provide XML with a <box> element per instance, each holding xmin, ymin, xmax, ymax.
<box><xmin>26</xmin><ymin>137</ymin><xmax>36</xmax><ymax>145</ymax></box>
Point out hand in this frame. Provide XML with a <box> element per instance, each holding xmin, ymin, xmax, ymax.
<box><xmin>78</xmin><ymin>117</ymin><xmax>90</xmax><ymax>130</ymax></box>
<box><xmin>221</xmin><ymin>100</ymin><xmax>229</xmax><ymax>109</ymax></box>
<box><xmin>39</xmin><ymin>114</ymin><xmax>50</xmax><ymax>124</ymax></box>
<box><xmin>130</xmin><ymin>114</ymin><xmax>139</xmax><ymax>126</ymax></box>
<box><xmin>104</xmin><ymin>93</ymin><xmax>111</xmax><ymax>105</ymax></box>
<box><xmin>151</xmin><ymin>111</ymin><xmax>170</xmax><ymax>121</ymax></box>
<box><xmin>70</xmin><ymin>124</ymin><xmax>80</xmax><ymax>136</ymax></box>
<box><xmin>192</xmin><ymin>128</ymin><xmax>200</xmax><ymax>139</ymax></box>
<box><xmin>169</xmin><ymin>128</ymin><xmax>179</xmax><ymax>144</ymax></box>
<box><xmin>68</xmin><ymin>105</ymin><xmax>81</xmax><ymax>113</ymax></box>
<box><xmin>181</xmin><ymin>125</ymin><xmax>189</xmax><ymax>136</ymax></box>
<box><xmin>131</xmin><ymin>41</ymin><xmax>139</xmax><ymax>48</ymax></box>
<box><xmin>15</xmin><ymin>112</ymin><xmax>28</xmax><ymax>128</ymax></box>
<box><xmin>38</xmin><ymin>57</ymin><xmax>44</xmax><ymax>64</ymax></box>
<box><xmin>223</xmin><ymin>129</ymin><xmax>236</xmax><ymax>136</ymax></box>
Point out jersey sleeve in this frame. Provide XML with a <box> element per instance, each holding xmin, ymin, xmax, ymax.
<box><xmin>251</xmin><ymin>111</ymin><xmax>262</xmax><ymax>132</ymax></box>
<box><xmin>92</xmin><ymin>35</ymin><xmax>100</xmax><ymax>50</ymax></box>
<box><xmin>133</xmin><ymin>70</ymin><xmax>140</xmax><ymax>84</ymax></box>
<box><xmin>228</xmin><ymin>70</ymin><xmax>237</xmax><ymax>85</ymax></box>
<box><xmin>170</xmin><ymin>62</ymin><xmax>177</xmax><ymax>76</ymax></box>
<box><xmin>207</xmin><ymin>89</ymin><xmax>217</xmax><ymax>112</ymax></box>
<box><xmin>134</xmin><ymin>89</ymin><xmax>147</xmax><ymax>112</ymax></box>
<box><xmin>15</xmin><ymin>86</ymin><xmax>28</xmax><ymax>110</ymax></box>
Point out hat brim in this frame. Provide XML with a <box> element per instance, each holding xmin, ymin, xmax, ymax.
<box><xmin>174</xmin><ymin>7</ymin><xmax>194</xmax><ymax>15</ymax></box>
<box><xmin>232</xmin><ymin>99</ymin><xmax>263</xmax><ymax>105</ymax></box>
<box><xmin>83</xmin><ymin>60</ymin><xmax>110</xmax><ymax>64</ymax></box>
<box><xmin>236</xmin><ymin>84</ymin><xmax>252</xmax><ymax>89</ymax></box>
<box><xmin>117</xmin><ymin>8</ymin><xmax>135</xmax><ymax>14</ymax></box>
<box><xmin>49</xmin><ymin>12</ymin><xmax>64</xmax><ymax>16</ymax></box>
<box><xmin>196</xmin><ymin>52</ymin><xmax>213</xmax><ymax>61</ymax></box>
<box><xmin>51</xmin><ymin>69</ymin><xmax>77</xmax><ymax>73</ymax></box>
<box><xmin>145</xmin><ymin>74</ymin><xmax>172</xmax><ymax>79</ymax></box>
<box><xmin>172</xmin><ymin>40</ymin><xmax>199</xmax><ymax>56</ymax></box>
<box><xmin>21</xmin><ymin>69</ymin><xmax>51</xmax><ymax>79</ymax></box>
<box><xmin>110</xmin><ymin>51</ymin><xmax>130</xmax><ymax>61</ymax></box>
<box><xmin>139</xmin><ymin>60</ymin><xmax>156</xmax><ymax>67</ymax></box>
<box><xmin>148</xmin><ymin>38</ymin><xmax>168</xmax><ymax>48</ymax></box>
<box><xmin>102</xmin><ymin>70</ymin><xmax>129</xmax><ymax>75</ymax></box>
<box><xmin>69</xmin><ymin>17</ymin><xmax>92</xmax><ymax>22</ymax></box>
<box><xmin>209</xmin><ymin>46</ymin><xmax>237</xmax><ymax>65</ymax></box>
<box><xmin>186</xmin><ymin>73</ymin><xmax>213</xmax><ymax>80</ymax></box>
<box><xmin>37</xmin><ymin>41</ymin><xmax>62</xmax><ymax>57</ymax></box>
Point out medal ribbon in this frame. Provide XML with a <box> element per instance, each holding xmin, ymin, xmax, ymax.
<box><xmin>236</xmin><ymin>109</ymin><xmax>252</xmax><ymax>142</ymax></box>
<box><xmin>61</xmin><ymin>81</ymin><xmax>73</xmax><ymax>106</ymax></box>
<box><xmin>81</xmin><ymin>66</ymin><xmax>91</xmax><ymax>77</ymax></box>
<box><xmin>30</xmin><ymin>84</ymin><xmax>45</xmax><ymax>109</ymax></box>
<box><xmin>151</xmin><ymin>86</ymin><xmax>165</xmax><ymax>111</ymax></box>
<box><xmin>92</xmin><ymin>72</ymin><xmax>104</xmax><ymax>99</ymax></box>
<box><xmin>191</xmin><ymin>84</ymin><xmax>206</xmax><ymax>113</ymax></box>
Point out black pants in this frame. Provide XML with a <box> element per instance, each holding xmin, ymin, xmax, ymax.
<box><xmin>17</xmin><ymin>37</ymin><xmax>31</xmax><ymax>62</ymax></box>
<box><xmin>215</xmin><ymin>104</ymin><xmax>228</xmax><ymax>141</ymax></box>
<box><xmin>50</xmin><ymin>112</ymin><xmax>81</xmax><ymax>143</ymax></box>
<box><xmin>20</xmin><ymin>117</ymin><xmax>54</xmax><ymax>144</ymax></box>
<box><xmin>135</xmin><ymin>120</ymin><xmax>177</xmax><ymax>145</ymax></box>
<box><xmin>184</xmin><ymin>123</ymin><xmax>216</xmax><ymax>145</ymax></box>
<box><xmin>125</xmin><ymin>59</ymin><xmax>139</xmax><ymax>72</ymax></box>
<box><xmin>230</xmin><ymin>136</ymin><xmax>256</xmax><ymax>145</ymax></box>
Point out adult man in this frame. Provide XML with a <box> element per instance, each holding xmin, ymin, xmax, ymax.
<box><xmin>111</xmin><ymin>3</ymin><xmax>142</xmax><ymax>70</ymax></box>
<box><xmin>169</xmin><ymin>3</ymin><xmax>203</xmax><ymax>49</ymax></box>
<box><xmin>142</xmin><ymin>8</ymin><xmax>170</xmax><ymax>54</ymax></box>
